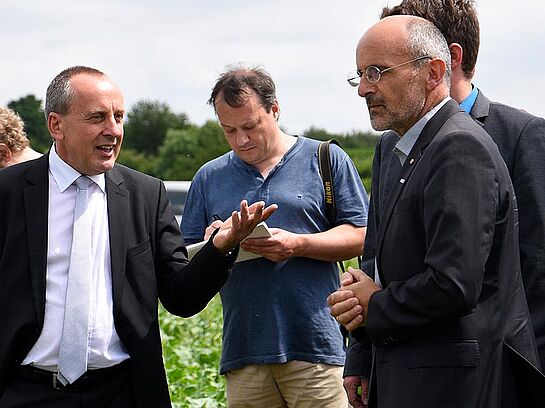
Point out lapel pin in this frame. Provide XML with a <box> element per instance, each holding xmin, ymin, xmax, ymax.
<box><xmin>409</xmin><ymin>158</ymin><xmax>415</xmax><ymax>164</ymax></box>
<box><xmin>400</xmin><ymin>178</ymin><xmax>406</xmax><ymax>184</ymax></box>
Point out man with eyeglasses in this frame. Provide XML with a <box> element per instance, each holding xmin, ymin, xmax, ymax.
<box><xmin>342</xmin><ymin>1</ymin><xmax>545</xmax><ymax>406</ymax></box>
<box><xmin>327</xmin><ymin>15</ymin><xmax>541</xmax><ymax>408</ymax></box>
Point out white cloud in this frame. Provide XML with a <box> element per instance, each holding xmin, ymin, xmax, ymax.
<box><xmin>1</xmin><ymin>0</ymin><xmax>543</xmax><ymax>134</ymax></box>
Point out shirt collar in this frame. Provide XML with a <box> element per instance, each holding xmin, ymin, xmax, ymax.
<box><xmin>459</xmin><ymin>85</ymin><xmax>479</xmax><ymax>114</ymax></box>
<box><xmin>394</xmin><ymin>96</ymin><xmax>451</xmax><ymax>165</ymax></box>
<box><xmin>49</xmin><ymin>143</ymin><xmax>106</xmax><ymax>193</ymax></box>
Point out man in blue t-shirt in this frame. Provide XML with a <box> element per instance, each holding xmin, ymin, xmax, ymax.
<box><xmin>181</xmin><ymin>65</ymin><xmax>369</xmax><ymax>407</ymax></box>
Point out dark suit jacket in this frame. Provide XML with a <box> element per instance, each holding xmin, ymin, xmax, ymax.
<box><xmin>347</xmin><ymin>100</ymin><xmax>540</xmax><ymax>407</ymax></box>
<box><xmin>0</xmin><ymin>154</ymin><xmax>236</xmax><ymax>407</ymax></box>
<box><xmin>345</xmin><ymin>91</ymin><xmax>545</xmax><ymax>376</ymax></box>
<box><xmin>470</xmin><ymin>92</ymin><xmax>545</xmax><ymax>368</ymax></box>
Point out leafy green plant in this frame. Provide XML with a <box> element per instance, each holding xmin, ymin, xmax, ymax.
<box><xmin>160</xmin><ymin>295</ymin><xmax>226</xmax><ymax>407</ymax></box>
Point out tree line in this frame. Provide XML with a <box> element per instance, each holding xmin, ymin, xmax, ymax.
<box><xmin>7</xmin><ymin>95</ymin><xmax>377</xmax><ymax>190</ymax></box>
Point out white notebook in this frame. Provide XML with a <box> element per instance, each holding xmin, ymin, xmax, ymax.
<box><xmin>186</xmin><ymin>221</ymin><xmax>272</xmax><ymax>263</ymax></box>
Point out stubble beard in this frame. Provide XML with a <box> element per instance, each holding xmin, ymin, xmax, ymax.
<box><xmin>368</xmin><ymin>79</ymin><xmax>426</xmax><ymax>135</ymax></box>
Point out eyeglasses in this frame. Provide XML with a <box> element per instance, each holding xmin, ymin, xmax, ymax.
<box><xmin>347</xmin><ymin>55</ymin><xmax>431</xmax><ymax>86</ymax></box>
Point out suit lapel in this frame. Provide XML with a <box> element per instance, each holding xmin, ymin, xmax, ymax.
<box><xmin>469</xmin><ymin>90</ymin><xmax>490</xmax><ymax>126</ymax></box>
<box><xmin>105</xmin><ymin>166</ymin><xmax>129</xmax><ymax>319</ymax></box>
<box><xmin>375</xmin><ymin>100</ymin><xmax>463</xmax><ymax>284</ymax></box>
<box><xmin>24</xmin><ymin>155</ymin><xmax>50</xmax><ymax>327</ymax></box>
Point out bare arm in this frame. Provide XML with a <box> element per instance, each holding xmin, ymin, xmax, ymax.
<box><xmin>240</xmin><ymin>224</ymin><xmax>365</xmax><ymax>263</ymax></box>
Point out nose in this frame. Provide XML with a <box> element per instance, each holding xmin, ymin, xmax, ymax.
<box><xmin>358</xmin><ymin>79</ymin><xmax>374</xmax><ymax>99</ymax></box>
<box><xmin>235</xmin><ymin>130</ymin><xmax>249</xmax><ymax>147</ymax></box>
<box><xmin>104</xmin><ymin>115</ymin><xmax>123</xmax><ymax>139</ymax></box>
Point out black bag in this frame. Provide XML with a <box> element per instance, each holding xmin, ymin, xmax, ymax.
<box><xmin>318</xmin><ymin>140</ymin><xmax>346</xmax><ymax>272</ymax></box>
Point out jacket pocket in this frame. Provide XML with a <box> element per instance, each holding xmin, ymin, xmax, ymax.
<box><xmin>127</xmin><ymin>238</ymin><xmax>151</xmax><ymax>260</ymax></box>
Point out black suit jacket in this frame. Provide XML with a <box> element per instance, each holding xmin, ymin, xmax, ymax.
<box><xmin>346</xmin><ymin>91</ymin><xmax>545</xmax><ymax>376</ymax></box>
<box><xmin>0</xmin><ymin>154</ymin><xmax>236</xmax><ymax>407</ymax></box>
<box><xmin>347</xmin><ymin>100</ymin><xmax>540</xmax><ymax>407</ymax></box>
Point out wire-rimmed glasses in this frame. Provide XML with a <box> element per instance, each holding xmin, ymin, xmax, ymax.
<box><xmin>347</xmin><ymin>55</ymin><xmax>431</xmax><ymax>86</ymax></box>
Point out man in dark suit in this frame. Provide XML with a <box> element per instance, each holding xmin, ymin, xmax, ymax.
<box><xmin>0</xmin><ymin>66</ymin><xmax>275</xmax><ymax>408</ymax></box>
<box><xmin>328</xmin><ymin>15</ymin><xmax>540</xmax><ymax>407</ymax></box>
<box><xmin>342</xmin><ymin>2</ymin><xmax>545</xmax><ymax>405</ymax></box>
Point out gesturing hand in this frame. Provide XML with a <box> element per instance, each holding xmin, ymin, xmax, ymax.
<box><xmin>211</xmin><ymin>200</ymin><xmax>277</xmax><ymax>253</ymax></box>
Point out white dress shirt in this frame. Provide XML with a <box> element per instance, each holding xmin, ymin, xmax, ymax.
<box><xmin>23</xmin><ymin>145</ymin><xmax>129</xmax><ymax>370</ymax></box>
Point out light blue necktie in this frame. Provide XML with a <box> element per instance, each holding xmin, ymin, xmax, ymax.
<box><xmin>58</xmin><ymin>176</ymin><xmax>93</xmax><ymax>385</ymax></box>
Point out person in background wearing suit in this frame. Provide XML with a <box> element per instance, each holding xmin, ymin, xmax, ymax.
<box><xmin>342</xmin><ymin>2</ymin><xmax>545</xmax><ymax>405</ymax></box>
<box><xmin>0</xmin><ymin>66</ymin><xmax>276</xmax><ymax>408</ymax></box>
<box><xmin>328</xmin><ymin>15</ymin><xmax>540</xmax><ymax>408</ymax></box>
<box><xmin>0</xmin><ymin>106</ymin><xmax>41</xmax><ymax>168</ymax></box>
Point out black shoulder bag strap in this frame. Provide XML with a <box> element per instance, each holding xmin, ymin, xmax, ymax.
<box><xmin>318</xmin><ymin>140</ymin><xmax>345</xmax><ymax>272</ymax></box>
<box><xmin>319</xmin><ymin>139</ymin><xmax>352</xmax><ymax>344</ymax></box>
<box><xmin>318</xmin><ymin>139</ymin><xmax>340</xmax><ymax>225</ymax></box>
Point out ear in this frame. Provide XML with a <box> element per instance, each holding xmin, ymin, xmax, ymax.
<box><xmin>0</xmin><ymin>143</ymin><xmax>13</xmax><ymax>167</ymax></box>
<box><xmin>47</xmin><ymin>112</ymin><xmax>64</xmax><ymax>142</ymax></box>
<box><xmin>271</xmin><ymin>100</ymin><xmax>280</xmax><ymax>120</ymax></box>
<box><xmin>449</xmin><ymin>43</ymin><xmax>463</xmax><ymax>71</ymax></box>
<box><xmin>426</xmin><ymin>58</ymin><xmax>447</xmax><ymax>91</ymax></box>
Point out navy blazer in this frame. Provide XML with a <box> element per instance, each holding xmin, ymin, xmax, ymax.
<box><xmin>345</xmin><ymin>100</ymin><xmax>541</xmax><ymax>407</ymax></box>
<box><xmin>0</xmin><ymin>154</ymin><xmax>236</xmax><ymax>407</ymax></box>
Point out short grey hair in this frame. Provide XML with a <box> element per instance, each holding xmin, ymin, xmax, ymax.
<box><xmin>45</xmin><ymin>66</ymin><xmax>105</xmax><ymax>118</ymax></box>
<box><xmin>406</xmin><ymin>18</ymin><xmax>451</xmax><ymax>87</ymax></box>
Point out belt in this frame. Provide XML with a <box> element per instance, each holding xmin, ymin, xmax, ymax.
<box><xmin>13</xmin><ymin>360</ymin><xmax>130</xmax><ymax>391</ymax></box>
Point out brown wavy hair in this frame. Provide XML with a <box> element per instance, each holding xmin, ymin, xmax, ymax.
<box><xmin>381</xmin><ymin>0</ymin><xmax>480</xmax><ymax>79</ymax></box>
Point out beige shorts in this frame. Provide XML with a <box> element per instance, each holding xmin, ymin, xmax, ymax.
<box><xmin>225</xmin><ymin>360</ymin><xmax>349</xmax><ymax>408</ymax></box>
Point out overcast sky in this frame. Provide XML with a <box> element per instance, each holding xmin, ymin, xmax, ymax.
<box><xmin>1</xmin><ymin>0</ymin><xmax>543</xmax><ymax>135</ymax></box>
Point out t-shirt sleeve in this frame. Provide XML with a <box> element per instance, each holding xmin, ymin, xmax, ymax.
<box><xmin>329</xmin><ymin>143</ymin><xmax>369</xmax><ymax>227</ymax></box>
<box><xmin>180</xmin><ymin>173</ymin><xmax>209</xmax><ymax>245</ymax></box>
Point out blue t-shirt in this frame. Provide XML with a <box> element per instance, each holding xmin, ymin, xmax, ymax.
<box><xmin>181</xmin><ymin>136</ymin><xmax>369</xmax><ymax>373</ymax></box>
